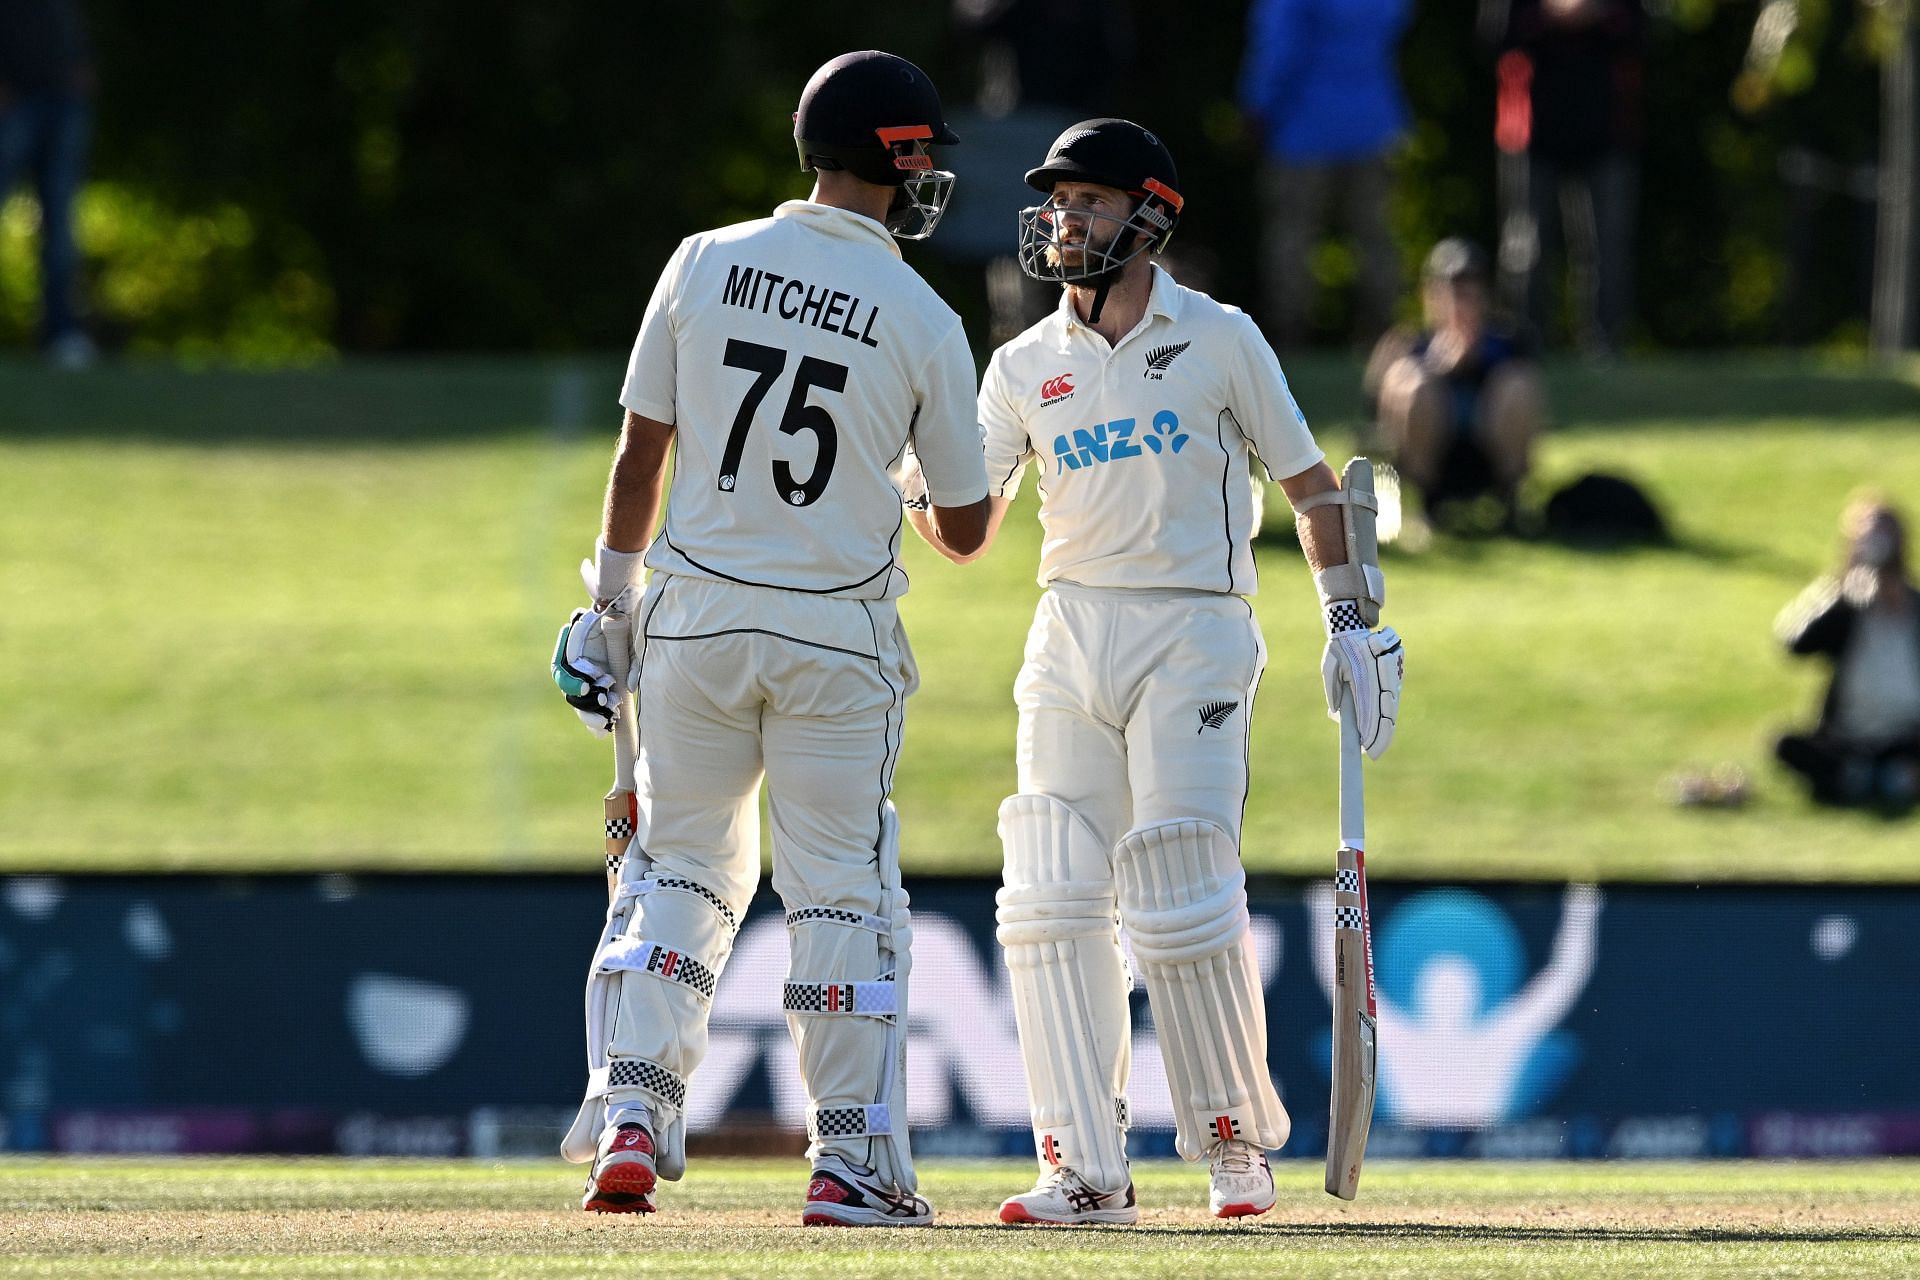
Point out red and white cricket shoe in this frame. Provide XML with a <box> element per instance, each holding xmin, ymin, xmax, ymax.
<box><xmin>581</xmin><ymin>1123</ymin><xmax>657</xmax><ymax>1214</ymax></box>
<box><xmin>801</xmin><ymin>1154</ymin><xmax>934</xmax><ymax>1227</ymax></box>
<box><xmin>1208</xmin><ymin>1140</ymin><xmax>1275</xmax><ymax>1218</ymax></box>
<box><xmin>998</xmin><ymin>1167</ymin><xmax>1139</xmax><ymax>1225</ymax></box>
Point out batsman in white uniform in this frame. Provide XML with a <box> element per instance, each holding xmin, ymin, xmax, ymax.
<box><xmin>550</xmin><ymin>51</ymin><xmax>990</xmax><ymax>1225</ymax></box>
<box><xmin>915</xmin><ymin>119</ymin><xmax>1404</xmax><ymax>1223</ymax></box>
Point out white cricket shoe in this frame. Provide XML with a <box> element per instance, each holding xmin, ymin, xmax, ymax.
<box><xmin>1208</xmin><ymin>1140</ymin><xmax>1276</xmax><ymax>1218</ymax></box>
<box><xmin>802</xmin><ymin>1153</ymin><xmax>935</xmax><ymax>1227</ymax></box>
<box><xmin>998</xmin><ymin>1167</ymin><xmax>1139</xmax><ymax>1225</ymax></box>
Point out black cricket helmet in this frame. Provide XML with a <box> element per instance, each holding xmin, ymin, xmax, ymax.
<box><xmin>795</xmin><ymin>50</ymin><xmax>959</xmax><ymax>241</ymax></box>
<box><xmin>1018</xmin><ymin>118</ymin><xmax>1184</xmax><ymax>284</ymax></box>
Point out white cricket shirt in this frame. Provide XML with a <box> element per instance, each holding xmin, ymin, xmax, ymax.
<box><xmin>622</xmin><ymin>201</ymin><xmax>988</xmax><ymax>599</ymax></box>
<box><xmin>979</xmin><ymin>263</ymin><xmax>1324</xmax><ymax>594</ymax></box>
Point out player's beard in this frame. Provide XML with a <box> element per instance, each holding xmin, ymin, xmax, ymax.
<box><xmin>1045</xmin><ymin>217</ymin><xmax>1122</xmax><ymax>273</ymax></box>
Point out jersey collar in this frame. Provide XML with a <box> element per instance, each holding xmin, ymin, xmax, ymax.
<box><xmin>1056</xmin><ymin>261</ymin><xmax>1184</xmax><ymax>334</ymax></box>
<box><xmin>773</xmin><ymin>200</ymin><xmax>902</xmax><ymax>259</ymax></box>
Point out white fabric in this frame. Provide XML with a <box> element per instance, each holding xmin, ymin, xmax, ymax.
<box><xmin>978</xmin><ymin>263</ymin><xmax>1323</xmax><ymax>594</ymax></box>
<box><xmin>1014</xmin><ymin>586</ymin><xmax>1266</xmax><ymax>852</ymax></box>
<box><xmin>995</xmin><ymin>793</ymin><xmax>1133</xmax><ymax>1195</ymax></box>
<box><xmin>621</xmin><ymin>571</ymin><xmax>922</xmax><ymax>1189</ymax></box>
<box><xmin>622</xmin><ymin>201</ymin><xmax>988</xmax><ymax>600</ymax></box>
<box><xmin>1112</xmin><ymin>818</ymin><xmax>1291</xmax><ymax>1162</ymax></box>
<box><xmin>1321</xmin><ymin>625</ymin><xmax>1403</xmax><ymax>759</ymax></box>
<box><xmin>589</xmin><ymin>543</ymin><xmax>647</xmax><ymax>604</ymax></box>
<box><xmin>604</xmin><ymin>872</ymin><xmax>739</xmax><ymax>1171</ymax></box>
<box><xmin>1835</xmin><ymin>608</ymin><xmax>1920</xmax><ymax>746</ymax></box>
<box><xmin>786</xmin><ymin>802</ymin><xmax>919</xmax><ymax>1193</ymax></box>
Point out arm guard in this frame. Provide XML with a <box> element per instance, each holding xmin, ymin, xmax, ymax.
<box><xmin>1293</xmin><ymin>457</ymin><xmax>1386</xmax><ymax>629</ymax></box>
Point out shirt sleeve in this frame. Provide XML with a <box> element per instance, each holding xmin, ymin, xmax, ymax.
<box><xmin>618</xmin><ymin>239</ymin><xmax>693</xmax><ymax>423</ymax></box>
<box><xmin>978</xmin><ymin>350</ymin><xmax>1034</xmax><ymax>498</ymax></box>
<box><xmin>909</xmin><ymin>318</ymin><xmax>991</xmax><ymax>508</ymax></box>
<box><xmin>1227</xmin><ymin>314</ymin><xmax>1324</xmax><ymax>481</ymax></box>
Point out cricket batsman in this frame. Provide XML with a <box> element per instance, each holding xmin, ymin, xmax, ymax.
<box><xmin>550</xmin><ymin>50</ymin><xmax>990</xmax><ymax>1224</ymax></box>
<box><xmin>913</xmin><ymin>119</ymin><xmax>1404</xmax><ymax>1222</ymax></box>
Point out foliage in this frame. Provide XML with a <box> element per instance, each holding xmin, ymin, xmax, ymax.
<box><xmin>5</xmin><ymin>0</ymin><xmax>1890</xmax><ymax>356</ymax></box>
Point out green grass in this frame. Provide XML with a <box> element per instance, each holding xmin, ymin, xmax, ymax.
<box><xmin>0</xmin><ymin>1157</ymin><xmax>1916</xmax><ymax>1278</ymax></box>
<box><xmin>4</xmin><ymin>355</ymin><xmax>1920</xmax><ymax>879</ymax></box>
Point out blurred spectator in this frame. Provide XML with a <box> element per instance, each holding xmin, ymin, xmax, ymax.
<box><xmin>1774</xmin><ymin>496</ymin><xmax>1920</xmax><ymax>812</ymax></box>
<box><xmin>950</xmin><ymin>0</ymin><xmax>1134</xmax><ymax>345</ymax></box>
<box><xmin>1237</xmin><ymin>0</ymin><xmax>1411</xmax><ymax>349</ymax></box>
<box><xmin>0</xmin><ymin>0</ymin><xmax>95</xmax><ymax>368</ymax></box>
<box><xmin>1488</xmin><ymin>0</ymin><xmax>1646</xmax><ymax>356</ymax></box>
<box><xmin>1364</xmin><ymin>238</ymin><xmax>1543</xmax><ymax>529</ymax></box>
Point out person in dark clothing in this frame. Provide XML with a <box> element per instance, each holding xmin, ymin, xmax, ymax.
<box><xmin>1774</xmin><ymin>497</ymin><xmax>1920</xmax><ymax>811</ymax></box>
<box><xmin>1366</xmin><ymin>238</ymin><xmax>1543</xmax><ymax>526</ymax></box>
<box><xmin>0</xmin><ymin>0</ymin><xmax>95</xmax><ymax>367</ymax></box>
<box><xmin>1489</xmin><ymin>0</ymin><xmax>1646</xmax><ymax>355</ymax></box>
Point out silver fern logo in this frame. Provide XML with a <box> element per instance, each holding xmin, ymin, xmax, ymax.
<box><xmin>1144</xmin><ymin>341</ymin><xmax>1190</xmax><ymax>380</ymax></box>
<box><xmin>1197</xmin><ymin>700</ymin><xmax>1239</xmax><ymax>733</ymax></box>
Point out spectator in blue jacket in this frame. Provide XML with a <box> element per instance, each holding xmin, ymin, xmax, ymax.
<box><xmin>1236</xmin><ymin>0</ymin><xmax>1412</xmax><ymax>348</ymax></box>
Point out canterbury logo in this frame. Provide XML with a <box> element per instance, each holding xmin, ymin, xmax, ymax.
<box><xmin>1144</xmin><ymin>341</ymin><xmax>1190</xmax><ymax>379</ymax></box>
<box><xmin>1197</xmin><ymin>700</ymin><xmax>1239</xmax><ymax>733</ymax></box>
<box><xmin>1039</xmin><ymin>374</ymin><xmax>1075</xmax><ymax>405</ymax></box>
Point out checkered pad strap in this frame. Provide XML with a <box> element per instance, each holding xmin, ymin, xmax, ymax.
<box><xmin>1115</xmin><ymin>1097</ymin><xmax>1131</xmax><ymax>1130</ymax></box>
<box><xmin>807</xmin><ymin>1102</ymin><xmax>894</xmax><ymax>1141</ymax></box>
<box><xmin>606</xmin><ymin>1057</ymin><xmax>686</xmax><ymax>1109</ymax></box>
<box><xmin>636</xmin><ymin>876</ymin><xmax>740</xmax><ymax>934</ymax></box>
<box><xmin>782</xmin><ymin>979</ymin><xmax>898</xmax><ymax>1017</ymax></box>
<box><xmin>1327</xmin><ymin>601</ymin><xmax>1367</xmax><ymax>634</ymax></box>
<box><xmin>1334</xmin><ymin>867</ymin><xmax>1361</xmax><ymax>894</ymax></box>
<box><xmin>1334</xmin><ymin>905</ymin><xmax>1365</xmax><ymax>931</ymax></box>
<box><xmin>597</xmin><ymin>938</ymin><xmax>718</xmax><ymax>1000</ymax></box>
<box><xmin>785</xmin><ymin>905</ymin><xmax>890</xmax><ymax>934</ymax></box>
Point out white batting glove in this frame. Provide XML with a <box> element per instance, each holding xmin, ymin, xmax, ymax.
<box><xmin>552</xmin><ymin>607</ymin><xmax>621</xmax><ymax>737</ymax></box>
<box><xmin>1321</xmin><ymin>601</ymin><xmax>1404</xmax><ymax>758</ymax></box>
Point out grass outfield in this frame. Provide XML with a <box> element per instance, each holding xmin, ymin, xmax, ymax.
<box><xmin>4</xmin><ymin>356</ymin><xmax>1920</xmax><ymax>879</ymax></box>
<box><xmin>0</xmin><ymin>1157</ymin><xmax>1917</xmax><ymax>1278</ymax></box>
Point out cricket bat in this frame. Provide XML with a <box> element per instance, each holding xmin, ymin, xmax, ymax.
<box><xmin>1326</xmin><ymin>690</ymin><xmax>1379</xmax><ymax>1200</ymax></box>
<box><xmin>599</xmin><ymin>608</ymin><xmax>639</xmax><ymax>899</ymax></box>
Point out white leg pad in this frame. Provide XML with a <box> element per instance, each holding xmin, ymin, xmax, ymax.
<box><xmin>995</xmin><ymin>793</ymin><xmax>1133</xmax><ymax>1195</ymax></box>
<box><xmin>784</xmin><ymin>802</ymin><xmax>919</xmax><ymax>1193</ymax></box>
<box><xmin>1113</xmin><ymin>818</ymin><xmax>1290</xmax><ymax>1161</ymax></box>
<box><xmin>562</xmin><ymin>858</ymin><xmax>739</xmax><ymax>1181</ymax></box>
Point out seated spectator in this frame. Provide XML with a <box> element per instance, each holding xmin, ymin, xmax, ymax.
<box><xmin>1774</xmin><ymin>496</ymin><xmax>1920</xmax><ymax>811</ymax></box>
<box><xmin>1365</xmin><ymin>238</ymin><xmax>1544</xmax><ymax>528</ymax></box>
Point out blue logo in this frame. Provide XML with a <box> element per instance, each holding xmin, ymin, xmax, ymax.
<box><xmin>1053</xmin><ymin>410</ymin><xmax>1188</xmax><ymax>474</ymax></box>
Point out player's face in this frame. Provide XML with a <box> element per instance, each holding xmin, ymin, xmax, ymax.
<box><xmin>1424</xmin><ymin>278</ymin><xmax>1487</xmax><ymax>334</ymax></box>
<box><xmin>1043</xmin><ymin>181</ymin><xmax>1134</xmax><ymax>269</ymax></box>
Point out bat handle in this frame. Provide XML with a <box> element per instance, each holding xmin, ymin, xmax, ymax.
<box><xmin>1338</xmin><ymin>690</ymin><xmax>1365</xmax><ymax>852</ymax></box>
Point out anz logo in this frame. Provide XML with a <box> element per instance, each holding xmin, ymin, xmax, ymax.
<box><xmin>1053</xmin><ymin>410</ymin><xmax>1189</xmax><ymax>474</ymax></box>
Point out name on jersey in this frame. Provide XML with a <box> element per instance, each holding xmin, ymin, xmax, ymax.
<box><xmin>1053</xmin><ymin>410</ymin><xmax>1189</xmax><ymax>473</ymax></box>
<box><xmin>722</xmin><ymin>263</ymin><xmax>881</xmax><ymax>348</ymax></box>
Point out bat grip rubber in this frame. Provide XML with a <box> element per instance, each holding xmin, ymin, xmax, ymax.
<box><xmin>1338</xmin><ymin>690</ymin><xmax>1365</xmax><ymax>851</ymax></box>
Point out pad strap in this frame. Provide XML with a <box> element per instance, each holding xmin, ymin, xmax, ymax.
<box><xmin>783</xmin><ymin>979</ymin><xmax>898</xmax><ymax>1017</ymax></box>
<box><xmin>785</xmin><ymin>905</ymin><xmax>891</xmax><ymax>934</ymax></box>
<box><xmin>634</xmin><ymin>876</ymin><xmax>740</xmax><ymax>934</ymax></box>
<box><xmin>808</xmin><ymin>1102</ymin><xmax>895</xmax><ymax>1140</ymax></box>
<box><xmin>588</xmin><ymin>1056</ymin><xmax>687</xmax><ymax>1109</ymax></box>
<box><xmin>596</xmin><ymin>938</ymin><xmax>718</xmax><ymax>1001</ymax></box>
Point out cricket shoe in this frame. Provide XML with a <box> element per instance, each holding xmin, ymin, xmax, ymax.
<box><xmin>998</xmin><ymin>1167</ymin><xmax>1139</xmax><ymax>1225</ymax></box>
<box><xmin>1208</xmin><ymin>1140</ymin><xmax>1275</xmax><ymax>1218</ymax></box>
<box><xmin>581</xmin><ymin>1123</ymin><xmax>657</xmax><ymax>1214</ymax></box>
<box><xmin>802</xmin><ymin>1153</ymin><xmax>934</xmax><ymax>1227</ymax></box>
